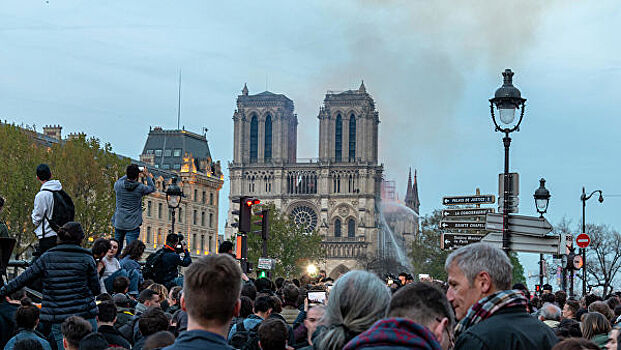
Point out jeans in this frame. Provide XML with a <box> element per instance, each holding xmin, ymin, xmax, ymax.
<box><xmin>50</xmin><ymin>318</ymin><xmax>97</xmax><ymax>350</ymax></box>
<box><xmin>114</xmin><ymin>227</ymin><xmax>140</xmax><ymax>256</ymax></box>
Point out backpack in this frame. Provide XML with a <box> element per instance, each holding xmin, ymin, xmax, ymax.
<box><xmin>41</xmin><ymin>189</ymin><xmax>75</xmax><ymax>236</ymax></box>
<box><xmin>142</xmin><ymin>248</ymin><xmax>165</xmax><ymax>281</ymax></box>
<box><xmin>229</xmin><ymin>319</ymin><xmax>261</xmax><ymax>350</ymax></box>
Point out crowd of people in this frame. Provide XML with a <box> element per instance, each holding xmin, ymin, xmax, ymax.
<box><xmin>2</xmin><ymin>164</ymin><xmax>621</xmax><ymax>350</ymax></box>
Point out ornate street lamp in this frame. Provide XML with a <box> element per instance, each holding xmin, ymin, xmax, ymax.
<box><xmin>580</xmin><ymin>187</ymin><xmax>603</xmax><ymax>296</ymax></box>
<box><xmin>490</xmin><ymin>69</ymin><xmax>527</xmax><ymax>255</ymax></box>
<box><xmin>533</xmin><ymin>178</ymin><xmax>550</xmax><ymax>293</ymax></box>
<box><xmin>534</xmin><ymin>178</ymin><xmax>551</xmax><ymax>218</ymax></box>
<box><xmin>166</xmin><ymin>177</ymin><xmax>183</xmax><ymax>235</ymax></box>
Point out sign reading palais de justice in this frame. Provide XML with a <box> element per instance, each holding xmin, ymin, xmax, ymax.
<box><xmin>442</xmin><ymin>195</ymin><xmax>495</xmax><ymax>206</ymax></box>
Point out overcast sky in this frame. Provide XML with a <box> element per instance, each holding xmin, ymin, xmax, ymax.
<box><xmin>2</xmin><ymin>1</ymin><xmax>620</xmax><ymax>284</ymax></box>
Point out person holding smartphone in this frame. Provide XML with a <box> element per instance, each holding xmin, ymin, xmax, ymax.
<box><xmin>111</xmin><ymin>164</ymin><xmax>155</xmax><ymax>254</ymax></box>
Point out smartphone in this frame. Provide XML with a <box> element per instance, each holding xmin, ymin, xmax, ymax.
<box><xmin>138</xmin><ymin>166</ymin><xmax>145</xmax><ymax>172</ymax></box>
<box><xmin>307</xmin><ymin>291</ymin><xmax>327</xmax><ymax>304</ymax></box>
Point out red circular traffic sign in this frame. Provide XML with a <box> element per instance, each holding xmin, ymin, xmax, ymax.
<box><xmin>576</xmin><ymin>233</ymin><xmax>591</xmax><ymax>248</ymax></box>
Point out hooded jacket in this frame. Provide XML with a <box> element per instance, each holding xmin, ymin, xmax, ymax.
<box><xmin>32</xmin><ymin>180</ymin><xmax>62</xmax><ymax>238</ymax></box>
<box><xmin>343</xmin><ymin>318</ymin><xmax>443</xmax><ymax>350</ymax></box>
<box><xmin>112</xmin><ymin>175</ymin><xmax>155</xmax><ymax>230</ymax></box>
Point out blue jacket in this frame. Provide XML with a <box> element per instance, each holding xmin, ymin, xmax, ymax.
<box><xmin>0</xmin><ymin>244</ymin><xmax>99</xmax><ymax>323</ymax></box>
<box><xmin>157</xmin><ymin>246</ymin><xmax>191</xmax><ymax>287</ymax></box>
<box><xmin>228</xmin><ymin>314</ymin><xmax>263</xmax><ymax>341</ymax></box>
<box><xmin>3</xmin><ymin>330</ymin><xmax>52</xmax><ymax>350</ymax></box>
<box><xmin>164</xmin><ymin>330</ymin><xmax>233</xmax><ymax>350</ymax></box>
<box><xmin>112</xmin><ymin>175</ymin><xmax>154</xmax><ymax>230</ymax></box>
<box><xmin>343</xmin><ymin>318</ymin><xmax>443</xmax><ymax>350</ymax></box>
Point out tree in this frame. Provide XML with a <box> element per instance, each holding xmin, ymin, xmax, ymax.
<box><xmin>582</xmin><ymin>223</ymin><xmax>621</xmax><ymax>296</ymax></box>
<box><xmin>246</xmin><ymin>204</ymin><xmax>325</xmax><ymax>278</ymax></box>
<box><xmin>0</xmin><ymin>123</ymin><xmax>128</xmax><ymax>258</ymax></box>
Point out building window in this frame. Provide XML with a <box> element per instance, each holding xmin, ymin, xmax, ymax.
<box><xmin>146</xmin><ymin>149</ymin><xmax>154</xmax><ymax>154</ymax></box>
<box><xmin>194</xmin><ymin>189</ymin><xmax>198</xmax><ymax>201</ymax></box>
<box><xmin>173</xmin><ymin>148</ymin><xmax>181</xmax><ymax>157</ymax></box>
<box><xmin>210</xmin><ymin>193</ymin><xmax>214</xmax><ymax>205</ymax></box>
<box><xmin>334</xmin><ymin>219</ymin><xmax>341</xmax><ymax>237</ymax></box>
<box><xmin>154</xmin><ymin>149</ymin><xmax>162</xmax><ymax>156</ymax></box>
<box><xmin>168</xmin><ymin>208</ymin><xmax>172</xmax><ymax>222</ymax></box>
<box><xmin>201</xmin><ymin>235</ymin><xmax>205</xmax><ymax>253</ymax></box>
<box><xmin>164</xmin><ymin>149</ymin><xmax>172</xmax><ymax>157</ymax></box>
<box><xmin>157</xmin><ymin>228</ymin><xmax>162</xmax><ymax>244</ymax></box>
<box><xmin>146</xmin><ymin>227</ymin><xmax>151</xmax><ymax>243</ymax></box>
<box><xmin>201</xmin><ymin>211</ymin><xmax>205</xmax><ymax>226</ymax></box>
<box><xmin>158</xmin><ymin>203</ymin><xmax>162</xmax><ymax>219</ymax></box>
<box><xmin>147</xmin><ymin>201</ymin><xmax>152</xmax><ymax>217</ymax></box>
<box><xmin>173</xmin><ymin>163</ymin><xmax>181</xmax><ymax>170</ymax></box>
<box><xmin>209</xmin><ymin>236</ymin><xmax>212</xmax><ymax>253</ymax></box>
<box><xmin>178</xmin><ymin>207</ymin><xmax>183</xmax><ymax>223</ymax></box>
<box><xmin>209</xmin><ymin>213</ymin><xmax>213</xmax><ymax>228</ymax></box>
<box><xmin>250</xmin><ymin>115</ymin><xmax>258</xmax><ymax>163</ymax></box>
<box><xmin>264</xmin><ymin>114</ymin><xmax>272</xmax><ymax>162</ymax></box>
<box><xmin>348</xmin><ymin>219</ymin><xmax>355</xmax><ymax>237</ymax></box>
<box><xmin>162</xmin><ymin>164</ymin><xmax>170</xmax><ymax>170</ymax></box>
<box><xmin>335</xmin><ymin>114</ymin><xmax>342</xmax><ymax>162</ymax></box>
<box><xmin>192</xmin><ymin>234</ymin><xmax>197</xmax><ymax>250</ymax></box>
<box><xmin>202</xmin><ymin>191</ymin><xmax>206</xmax><ymax>203</ymax></box>
<box><xmin>349</xmin><ymin>114</ymin><xmax>356</xmax><ymax>161</ymax></box>
<box><xmin>193</xmin><ymin>210</ymin><xmax>197</xmax><ymax>225</ymax></box>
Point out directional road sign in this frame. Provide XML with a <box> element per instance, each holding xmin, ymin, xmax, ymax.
<box><xmin>442</xmin><ymin>195</ymin><xmax>495</xmax><ymax>206</ymax></box>
<box><xmin>440</xmin><ymin>221</ymin><xmax>486</xmax><ymax>230</ymax></box>
<box><xmin>442</xmin><ymin>208</ymin><xmax>494</xmax><ymax>218</ymax></box>
<box><xmin>441</xmin><ymin>233</ymin><xmax>485</xmax><ymax>250</ymax></box>
<box><xmin>576</xmin><ymin>233</ymin><xmax>590</xmax><ymax>248</ymax></box>
<box><xmin>257</xmin><ymin>258</ymin><xmax>275</xmax><ymax>270</ymax></box>
<box><xmin>485</xmin><ymin>213</ymin><xmax>553</xmax><ymax>236</ymax></box>
<box><xmin>481</xmin><ymin>232</ymin><xmax>562</xmax><ymax>254</ymax></box>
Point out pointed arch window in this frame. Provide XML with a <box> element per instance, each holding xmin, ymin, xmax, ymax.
<box><xmin>250</xmin><ymin>115</ymin><xmax>258</xmax><ymax>163</ymax></box>
<box><xmin>335</xmin><ymin>114</ymin><xmax>342</xmax><ymax>162</ymax></box>
<box><xmin>334</xmin><ymin>219</ymin><xmax>342</xmax><ymax>237</ymax></box>
<box><xmin>348</xmin><ymin>219</ymin><xmax>355</xmax><ymax>237</ymax></box>
<box><xmin>349</xmin><ymin>114</ymin><xmax>356</xmax><ymax>161</ymax></box>
<box><xmin>264</xmin><ymin>114</ymin><xmax>272</xmax><ymax>162</ymax></box>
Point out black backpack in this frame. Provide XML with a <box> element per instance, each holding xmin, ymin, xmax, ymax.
<box><xmin>42</xmin><ymin>189</ymin><xmax>75</xmax><ymax>236</ymax></box>
<box><xmin>142</xmin><ymin>248</ymin><xmax>165</xmax><ymax>281</ymax></box>
<box><xmin>229</xmin><ymin>319</ymin><xmax>261</xmax><ymax>350</ymax></box>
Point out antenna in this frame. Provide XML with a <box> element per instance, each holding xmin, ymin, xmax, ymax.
<box><xmin>177</xmin><ymin>69</ymin><xmax>182</xmax><ymax>130</ymax></box>
<box><xmin>265</xmin><ymin>73</ymin><xmax>268</xmax><ymax>91</ymax></box>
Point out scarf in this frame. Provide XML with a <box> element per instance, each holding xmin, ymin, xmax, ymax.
<box><xmin>454</xmin><ymin>289</ymin><xmax>528</xmax><ymax>338</ymax></box>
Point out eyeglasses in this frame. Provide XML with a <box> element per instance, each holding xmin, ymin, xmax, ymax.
<box><xmin>435</xmin><ymin>317</ymin><xmax>454</xmax><ymax>350</ymax></box>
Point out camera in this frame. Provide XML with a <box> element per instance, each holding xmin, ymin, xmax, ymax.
<box><xmin>175</xmin><ymin>234</ymin><xmax>185</xmax><ymax>254</ymax></box>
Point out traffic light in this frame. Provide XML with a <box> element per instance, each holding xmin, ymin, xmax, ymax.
<box><xmin>232</xmin><ymin>197</ymin><xmax>260</xmax><ymax>232</ymax></box>
<box><xmin>260</xmin><ymin>210</ymin><xmax>270</xmax><ymax>241</ymax></box>
<box><xmin>535</xmin><ymin>284</ymin><xmax>541</xmax><ymax>293</ymax></box>
<box><xmin>258</xmin><ymin>270</ymin><xmax>267</xmax><ymax>279</ymax></box>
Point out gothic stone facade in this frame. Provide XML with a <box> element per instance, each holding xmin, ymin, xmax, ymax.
<box><xmin>226</xmin><ymin>83</ymin><xmax>383</xmax><ymax>277</ymax></box>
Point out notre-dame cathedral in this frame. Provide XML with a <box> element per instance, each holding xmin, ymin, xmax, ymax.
<box><xmin>226</xmin><ymin>82</ymin><xmax>415</xmax><ymax>277</ymax></box>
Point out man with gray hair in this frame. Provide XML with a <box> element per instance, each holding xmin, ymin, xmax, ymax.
<box><xmin>538</xmin><ymin>302</ymin><xmax>562</xmax><ymax>328</ymax></box>
<box><xmin>445</xmin><ymin>243</ymin><xmax>557</xmax><ymax>349</ymax></box>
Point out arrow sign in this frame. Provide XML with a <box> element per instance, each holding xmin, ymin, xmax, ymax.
<box><xmin>485</xmin><ymin>213</ymin><xmax>553</xmax><ymax>236</ymax></box>
<box><xmin>441</xmin><ymin>233</ymin><xmax>485</xmax><ymax>250</ymax></box>
<box><xmin>443</xmin><ymin>195</ymin><xmax>495</xmax><ymax>206</ymax></box>
<box><xmin>481</xmin><ymin>232</ymin><xmax>562</xmax><ymax>254</ymax></box>
<box><xmin>442</xmin><ymin>208</ymin><xmax>495</xmax><ymax>217</ymax></box>
<box><xmin>440</xmin><ymin>221</ymin><xmax>487</xmax><ymax>230</ymax></box>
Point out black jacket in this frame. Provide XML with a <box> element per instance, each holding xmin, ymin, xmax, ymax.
<box><xmin>163</xmin><ymin>330</ymin><xmax>233</xmax><ymax>350</ymax></box>
<box><xmin>0</xmin><ymin>244</ymin><xmax>100</xmax><ymax>323</ymax></box>
<box><xmin>98</xmin><ymin>325</ymin><xmax>131</xmax><ymax>349</ymax></box>
<box><xmin>157</xmin><ymin>246</ymin><xmax>191</xmax><ymax>287</ymax></box>
<box><xmin>454</xmin><ymin>306</ymin><xmax>558</xmax><ymax>350</ymax></box>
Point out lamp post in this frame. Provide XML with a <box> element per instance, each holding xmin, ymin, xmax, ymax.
<box><xmin>580</xmin><ymin>187</ymin><xmax>603</xmax><ymax>296</ymax></box>
<box><xmin>166</xmin><ymin>177</ymin><xmax>183</xmax><ymax>235</ymax></box>
<box><xmin>490</xmin><ymin>69</ymin><xmax>527</xmax><ymax>255</ymax></box>
<box><xmin>534</xmin><ymin>178</ymin><xmax>550</xmax><ymax>292</ymax></box>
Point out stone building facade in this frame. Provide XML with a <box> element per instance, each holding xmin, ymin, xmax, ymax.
<box><xmin>226</xmin><ymin>83</ymin><xmax>384</xmax><ymax>277</ymax></box>
<box><xmin>138</xmin><ymin>128</ymin><xmax>224</xmax><ymax>257</ymax></box>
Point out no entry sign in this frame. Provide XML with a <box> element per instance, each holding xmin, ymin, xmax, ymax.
<box><xmin>576</xmin><ymin>233</ymin><xmax>590</xmax><ymax>248</ymax></box>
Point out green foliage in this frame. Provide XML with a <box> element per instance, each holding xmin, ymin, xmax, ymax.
<box><xmin>410</xmin><ymin>210</ymin><xmax>450</xmax><ymax>281</ymax></box>
<box><xmin>0</xmin><ymin>123</ymin><xmax>128</xmax><ymax>257</ymax></box>
<box><xmin>246</xmin><ymin>203</ymin><xmax>325</xmax><ymax>278</ymax></box>
<box><xmin>510</xmin><ymin>252</ymin><xmax>527</xmax><ymax>286</ymax></box>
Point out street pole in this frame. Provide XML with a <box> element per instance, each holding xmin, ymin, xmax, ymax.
<box><xmin>539</xmin><ymin>253</ymin><xmax>544</xmax><ymax>289</ymax></box>
<box><xmin>171</xmin><ymin>208</ymin><xmax>176</xmax><ymax>235</ymax></box>
<box><xmin>582</xmin><ymin>187</ymin><xmax>586</xmax><ymax>296</ymax></box>
<box><xmin>502</xmin><ymin>133</ymin><xmax>511</xmax><ymax>255</ymax></box>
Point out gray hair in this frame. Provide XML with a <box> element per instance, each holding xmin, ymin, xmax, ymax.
<box><xmin>315</xmin><ymin>270</ymin><xmax>391</xmax><ymax>350</ymax></box>
<box><xmin>540</xmin><ymin>302</ymin><xmax>562</xmax><ymax>321</ymax></box>
<box><xmin>444</xmin><ymin>243</ymin><xmax>512</xmax><ymax>290</ymax></box>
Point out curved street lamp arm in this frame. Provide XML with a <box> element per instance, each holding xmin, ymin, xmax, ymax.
<box><xmin>582</xmin><ymin>189</ymin><xmax>603</xmax><ymax>201</ymax></box>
